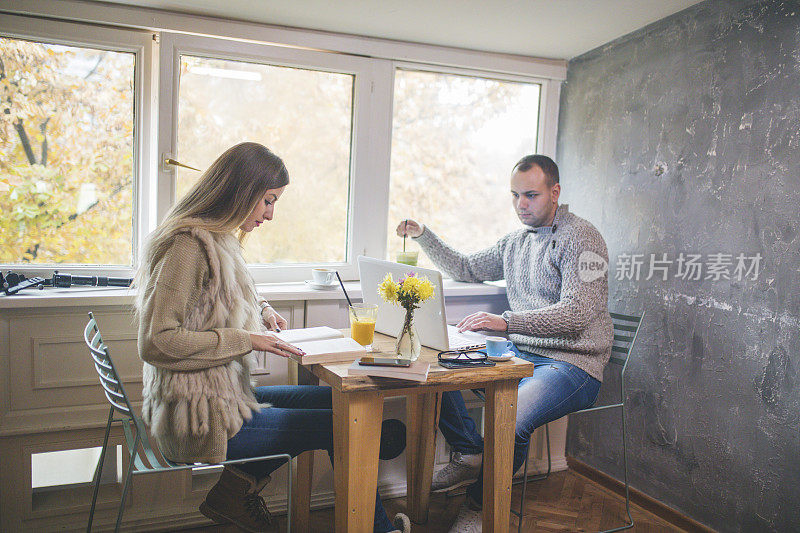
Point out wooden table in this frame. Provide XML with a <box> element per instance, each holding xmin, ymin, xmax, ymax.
<box><xmin>291</xmin><ymin>332</ymin><xmax>534</xmax><ymax>532</ymax></box>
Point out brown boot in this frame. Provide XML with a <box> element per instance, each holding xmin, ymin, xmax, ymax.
<box><xmin>199</xmin><ymin>466</ymin><xmax>272</xmax><ymax>532</ymax></box>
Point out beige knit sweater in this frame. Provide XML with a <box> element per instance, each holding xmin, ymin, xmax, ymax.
<box><xmin>137</xmin><ymin>226</ymin><xmax>268</xmax><ymax>463</ymax></box>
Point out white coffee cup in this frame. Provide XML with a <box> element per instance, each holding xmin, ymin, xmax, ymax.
<box><xmin>311</xmin><ymin>268</ymin><xmax>336</xmax><ymax>285</ymax></box>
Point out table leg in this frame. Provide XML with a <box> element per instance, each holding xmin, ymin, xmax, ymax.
<box><xmin>332</xmin><ymin>388</ymin><xmax>384</xmax><ymax>532</ymax></box>
<box><xmin>292</xmin><ymin>452</ymin><xmax>314</xmax><ymax>532</ymax></box>
<box><xmin>483</xmin><ymin>379</ymin><xmax>518</xmax><ymax>533</ymax></box>
<box><xmin>405</xmin><ymin>391</ymin><xmax>441</xmax><ymax>524</ymax></box>
<box><xmin>289</xmin><ymin>361</ymin><xmax>318</xmax><ymax>530</ymax></box>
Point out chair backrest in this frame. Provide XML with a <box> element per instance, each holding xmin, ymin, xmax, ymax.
<box><xmin>609</xmin><ymin>310</ymin><xmax>645</xmax><ymax>367</ymax></box>
<box><xmin>84</xmin><ymin>312</ymin><xmax>170</xmax><ymax>471</ymax></box>
<box><xmin>84</xmin><ymin>312</ymin><xmax>136</xmax><ymax>418</ymax></box>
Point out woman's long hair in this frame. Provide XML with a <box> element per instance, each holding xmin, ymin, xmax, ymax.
<box><xmin>134</xmin><ymin>142</ymin><xmax>288</xmax><ymax>305</ymax></box>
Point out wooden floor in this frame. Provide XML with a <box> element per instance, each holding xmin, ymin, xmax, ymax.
<box><xmin>184</xmin><ymin>468</ymin><xmax>683</xmax><ymax>532</ymax></box>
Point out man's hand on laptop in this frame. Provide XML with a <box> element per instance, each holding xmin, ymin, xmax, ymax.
<box><xmin>457</xmin><ymin>312</ymin><xmax>508</xmax><ymax>333</ymax></box>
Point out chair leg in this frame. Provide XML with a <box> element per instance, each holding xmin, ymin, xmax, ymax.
<box><xmin>514</xmin><ymin>442</ymin><xmax>530</xmax><ymax>533</ymax></box>
<box><xmin>620</xmin><ymin>402</ymin><xmax>633</xmax><ymax>529</ymax></box>
<box><xmin>114</xmin><ymin>428</ymin><xmax>140</xmax><ymax>533</ymax></box>
<box><xmin>598</xmin><ymin>404</ymin><xmax>634</xmax><ymax>533</ymax></box>
<box><xmin>510</xmin><ymin>422</ymin><xmax>551</xmax><ymax>533</ymax></box>
<box><xmin>87</xmin><ymin>408</ymin><xmax>115</xmax><ymax>533</ymax></box>
<box><xmin>285</xmin><ymin>455</ymin><xmax>293</xmax><ymax>533</ymax></box>
<box><xmin>525</xmin><ymin>423</ymin><xmax>551</xmax><ymax>483</ymax></box>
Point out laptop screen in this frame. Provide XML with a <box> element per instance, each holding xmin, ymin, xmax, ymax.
<box><xmin>358</xmin><ymin>256</ymin><xmax>453</xmax><ymax>351</ymax></box>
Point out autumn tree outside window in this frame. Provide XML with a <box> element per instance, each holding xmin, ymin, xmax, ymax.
<box><xmin>1</xmin><ymin>37</ymin><xmax>135</xmax><ymax>266</ymax></box>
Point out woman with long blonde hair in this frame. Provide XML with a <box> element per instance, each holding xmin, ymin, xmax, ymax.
<box><xmin>135</xmin><ymin>142</ymin><xmax>408</xmax><ymax>532</ymax></box>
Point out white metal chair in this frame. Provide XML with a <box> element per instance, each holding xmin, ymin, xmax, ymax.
<box><xmin>84</xmin><ymin>312</ymin><xmax>293</xmax><ymax>532</ymax></box>
<box><xmin>516</xmin><ymin>310</ymin><xmax>644</xmax><ymax>533</ymax></box>
<box><xmin>463</xmin><ymin>310</ymin><xmax>644</xmax><ymax>533</ymax></box>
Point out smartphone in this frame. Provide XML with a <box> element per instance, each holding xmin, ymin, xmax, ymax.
<box><xmin>358</xmin><ymin>356</ymin><xmax>412</xmax><ymax>367</ymax></box>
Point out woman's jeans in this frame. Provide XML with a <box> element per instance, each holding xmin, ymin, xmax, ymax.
<box><xmin>226</xmin><ymin>385</ymin><xmax>395</xmax><ymax>533</ymax></box>
<box><xmin>438</xmin><ymin>347</ymin><xmax>601</xmax><ymax>506</ymax></box>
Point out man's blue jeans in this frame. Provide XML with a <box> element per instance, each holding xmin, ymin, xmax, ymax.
<box><xmin>438</xmin><ymin>347</ymin><xmax>601</xmax><ymax>506</ymax></box>
<box><xmin>225</xmin><ymin>385</ymin><xmax>395</xmax><ymax>533</ymax></box>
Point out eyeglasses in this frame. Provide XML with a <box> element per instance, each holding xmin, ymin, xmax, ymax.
<box><xmin>437</xmin><ymin>350</ymin><xmax>496</xmax><ymax>368</ymax></box>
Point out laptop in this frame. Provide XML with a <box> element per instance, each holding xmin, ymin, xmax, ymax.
<box><xmin>357</xmin><ymin>256</ymin><xmax>490</xmax><ymax>352</ymax></box>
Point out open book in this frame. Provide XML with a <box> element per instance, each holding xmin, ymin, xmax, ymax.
<box><xmin>347</xmin><ymin>360</ymin><xmax>430</xmax><ymax>382</ymax></box>
<box><xmin>275</xmin><ymin>327</ymin><xmax>365</xmax><ymax>365</ymax></box>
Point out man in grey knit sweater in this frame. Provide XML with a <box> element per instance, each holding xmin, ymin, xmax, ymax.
<box><xmin>397</xmin><ymin>154</ymin><xmax>612</xmax><ymax>532</ymax></box>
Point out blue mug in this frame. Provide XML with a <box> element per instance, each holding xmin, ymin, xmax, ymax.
<box><xmin>485</xmin><ymin>336</ymin><xmax>513</xmax><ymax>358</ymax></box>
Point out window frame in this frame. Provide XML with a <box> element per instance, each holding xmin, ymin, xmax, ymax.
<box><xmin>391</xmin><ymin>61</ymin><xmax>554</xmax><ymax>153</ymax></box>
<box><xmin>385</xmin><ymin>63</ymin><xmax>551</xmax><ymax>262</ymax></box>
<box><xmin>0</xmin><ymin>4</ymin><xmax>565</xmax><ymax>284</ymax></box>
<box><xmin>0</xmin><ymin>14</ymin><xmax>156</xmax><ymax>278</ymax></box>
<box><xmin>157</xmin><ymin>32</ymin><xmax>393</xmax><ymax>282</ymax></box>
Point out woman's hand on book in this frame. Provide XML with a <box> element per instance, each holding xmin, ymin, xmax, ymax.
<box><xmin>250</xmin><ymin>333</ymin><xmax>305</xmax><ymax>358</ymax></box>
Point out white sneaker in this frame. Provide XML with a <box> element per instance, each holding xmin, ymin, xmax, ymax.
<box><xmin>431</xmin><ymin>452</ymin><xmax>482</xmax><ymax>492</ymax></box>
<box><xmin>447</xmin><ymin>502</ymin><xmax>482</xmax><ymax>533</ymax></box>
<box><xmin>390</xmin><ymin>512</ymin><xmax>411</xmax><ymax>533</ymax></box>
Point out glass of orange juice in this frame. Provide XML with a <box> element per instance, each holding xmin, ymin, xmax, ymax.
<box><xmin>349</xmin><ymin>303</ymin><xmax>378</xmax><ymax>351</ymax></box>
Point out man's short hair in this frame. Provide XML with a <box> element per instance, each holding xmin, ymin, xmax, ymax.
<box><xmin>512</xmin><ymin>155</ymin><xmax>559</xmax><ymax>186</ymax></box>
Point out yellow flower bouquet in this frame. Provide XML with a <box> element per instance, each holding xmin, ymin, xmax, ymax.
<box><xmin>378</xmin><ymin>272</ymin><xmax>435</xmax><ymax>360</ymax></box>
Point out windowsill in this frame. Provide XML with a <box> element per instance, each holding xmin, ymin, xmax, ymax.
<box><xmin>0</xmin><ymin>280</ymin><xmax>507</xmax><ymax>310</ymax></box>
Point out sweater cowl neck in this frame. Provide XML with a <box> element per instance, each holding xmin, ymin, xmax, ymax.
<box><xmin>525</xmin><ymin>204</ymin><xmax>570</xmax><ymax>235</ymax></box>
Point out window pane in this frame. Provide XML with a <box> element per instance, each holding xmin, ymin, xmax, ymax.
<box><xmin>388</xmin><ymin>70</ymin><xmax>540</xmax><ymax>269</ymax></box>
<box><xmin>0</xmin><ymin>38</ymin><xmax>135</xmax><ymax>265</ymax></box>
<box><xmin>176</xmin><ymin>55</ymin><xmax>353</xmax><ymax>264</ymax></box>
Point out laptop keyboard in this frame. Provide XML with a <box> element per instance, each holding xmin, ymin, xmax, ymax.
<box><xmin>447</xmin><ymin>327</ymin><xmax>488</xmax><ymax>350</ymax></box>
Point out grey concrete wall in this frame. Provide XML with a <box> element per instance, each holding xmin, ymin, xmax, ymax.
<box><xmin>557</xmin><ymin>1</ymin><xmax>800</xmax><ymax>531</ymax></box>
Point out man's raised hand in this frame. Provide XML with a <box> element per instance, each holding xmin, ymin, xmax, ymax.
<box><xmin>396</xmin><ymin>219</ymin><xmax>424</xmax><ymax>238</ymax></box>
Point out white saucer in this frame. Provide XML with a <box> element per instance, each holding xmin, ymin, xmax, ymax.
<box><xmin>487</xmin><ymin>352</ymin><xmax>514</xmax><ymax>362</ymax></box>
<box><xmin>305</xmin><ymin>279</ymin><xmax>337</xmax><ymax>290</ymax></box>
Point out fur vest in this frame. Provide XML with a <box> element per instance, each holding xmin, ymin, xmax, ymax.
<box><xmin>140</xmin><ymin>226</ymin><xmax>267</xmax><ymax>464</ymax></box>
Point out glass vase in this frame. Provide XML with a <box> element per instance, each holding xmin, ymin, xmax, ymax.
<box><xmin>395</xmin><ymin>308</ymin><xmax>421</xmax><ymax>361</ymax></box>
